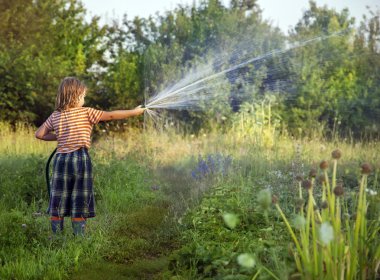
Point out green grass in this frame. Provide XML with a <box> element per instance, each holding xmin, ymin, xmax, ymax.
<box><xmin>0</xmin><ymin>132</ymin><xmax>181</xmax><ymax>279</ymax></box>
<box><xmin>0</xmin><ymin>122</ymin><xmax>379</xmax><ymax>279</ymax></box>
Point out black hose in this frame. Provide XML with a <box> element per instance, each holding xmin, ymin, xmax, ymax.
<box><xmin>45</xmin><ymin>148</ymin><xmax>57</xmax><ymax>213</ymax></box>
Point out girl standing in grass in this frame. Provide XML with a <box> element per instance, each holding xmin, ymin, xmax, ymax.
<box><xmin>35</xmin><ymin>77</ymin><xmax>144</xmax><ymax>235</ymax></box>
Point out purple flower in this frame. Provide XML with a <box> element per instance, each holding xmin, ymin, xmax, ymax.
<box><xmin>151</xmin><ymin>185</ymin><xmax>160</xmax><ymax>191</ymax></box>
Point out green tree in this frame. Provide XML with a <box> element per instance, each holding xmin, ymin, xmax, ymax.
<box><xmin>282</xmin><ymin>1</ymin><xmax>357</xmax><ymax>137</ymax></box>
<box><xmin>348</xmin><ymin>9</ymin><xmax>380</xmax><ymax>138</ymax></box>
<box><xmin>0</xmin><ymin>0</ymin><xmax>106</xmax><ymax>124</ymax></box>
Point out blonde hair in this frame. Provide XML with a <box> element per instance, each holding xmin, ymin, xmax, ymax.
<box><xmin>55</xmin><ymin>77</ymin><xmax>87</xmax><ymax>111</ymax></box>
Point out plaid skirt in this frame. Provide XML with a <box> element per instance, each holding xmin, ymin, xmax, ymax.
<box><xmin>49</xmin><ymin>147</ymin><xmax>95</xmax><ymax>218</ymax></box>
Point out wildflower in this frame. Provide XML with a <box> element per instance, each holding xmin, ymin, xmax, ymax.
<box><xmin>292</xmin><ymin>215</ymin><xmax>306</xmax><ymax>230</ymax></box>
<box><xmin>309</xmin><ymin>168</ymin><xmax>317</xmax><ymax>178</ymax></box>
<box><xmin>331</xmin><ymin>149</ymin><xmax>342</xmax><ymax>159</ymax></box>
<box><xmin>319</xmin><ymin>160</ymin><xmax>329</xmax><ymax>170</ymax></box>
<box><xmin>333</xmin><ymin>184</ymin><xmax>344</xmax><ymax>197</ymax></box>
<box><xmin>366</xmin><ymin>188</ymin><xmax>378</xmax><ymax>196</ymax></box>
<box><xmin>295</xmin><ymin>174</ymin><xmax>303</xmax><ymax>181</ymax></box>
<box><xmin>321</xmin><ymin>201</ymin><xmax>329</xmax><ymax>209</ymax></box>
<box><xmin>302</xmin><ymin>179</ymin><xmax>312</xmax><ymax>190</ymax></box>
<box><xmin>237</xmin><ymin>253</ymin><xmax>256</xmax><ymax>268</ymax></box>
<box><xmin>361</xmin><ymin>163</ymin><xmax>372</xmax><ymax>175</ymax></box>
<box><xmin>295</xmin><ymin>198</ymin><xmax>305</xmax><ymax>209</ymax></box>
<box><xmin>151</xmin><ymin>185</ymin><xmax>160</xmax><ymax>191</ymax></box>
<box><xmin>319</xmin><ymin>222</ymin><xmax>334</xmax><ymax>245</ymax></box>
<box><xmin>317</xmin><ymin>174</ymin><xmax>326</xmax><ymax>184</ymax></box>
<box><xmin>21</xmin><ymin>224</ymin><xmax>27</xmax><ymax>228</ymax></box>
<box><xmin>272</xmin><ymin>195</ymin><xmax>278</xmax><ymax>204</ymax></box>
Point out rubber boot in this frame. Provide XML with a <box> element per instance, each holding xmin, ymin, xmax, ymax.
<box><xmin>72</xmin><ymin>218</ymin><xmax>86</xmax><ymax>236</ymax></box>
<box><xmin>51</xmin><ymin>217</ymin><xmax>64</xmax><ymax>233</ymax></box>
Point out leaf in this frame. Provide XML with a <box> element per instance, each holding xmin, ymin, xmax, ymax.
<box><xmin>237</xmin><ymin>253</ymin><xmax>256</xmax><ymax>268</ymax></box>
<box><xmin>223</xmin><ymin>213</ymin><xmax>239</xmax><ymax>229</ymax></box>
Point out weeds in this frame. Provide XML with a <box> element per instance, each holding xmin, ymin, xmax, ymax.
<box><xmin>1</xmin><ymin>121</ymin><xmax>380</xmax><ymax>279</ymax></box>
<box><xmin>274</xmin><ymin>149</ymin><xmax>380</xmax><ymax>279</ymax></box>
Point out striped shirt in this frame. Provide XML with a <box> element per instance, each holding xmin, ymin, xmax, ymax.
<box><xmin>43</xmin><ymin>107</ymin><xmax>104</xmax><ymax>153</ymax></box>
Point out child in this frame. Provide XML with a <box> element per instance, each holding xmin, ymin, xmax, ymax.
<box><xmin>35</xmin><ymin>77</ymin><xmax>144</xmax><ymax>235</ymax></box>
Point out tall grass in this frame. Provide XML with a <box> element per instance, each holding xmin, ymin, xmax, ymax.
<box><xmin>1</xmin><ymin>115</ymin><xmax>379</xmax><ymax>279</ymax></box>
<box><xmin>273</xmin><ymin>150</ymin><xmax>380</xmax><ymax>279</ymax></box>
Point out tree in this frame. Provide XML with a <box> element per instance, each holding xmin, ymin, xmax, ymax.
<box><xmin>0</xmin><ymin>0</ymin><xmax>107</xmax><ymax>124</ymax></box>
<box><xmin>282</xmin><ymin>1</ymin><xmax>357</xmax><ymax>137</ymax></box>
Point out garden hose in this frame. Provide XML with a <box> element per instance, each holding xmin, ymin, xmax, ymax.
<box><xmin>45</xmin><ymin>148</ymin><xmax>57</xmax><ymax>213</ymax></box>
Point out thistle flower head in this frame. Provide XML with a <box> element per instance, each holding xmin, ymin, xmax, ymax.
<box><xmin>318</xmin><ymin>174</ymin><xmax>326</xmax><ymax>184</ymax></box>
<box><xmin>295</xmin><ymin>174</ymin><xmax>303</xmax><ymax>182</ymax></box>
<box><xmin>319</xmin><ymin>160</ymin><xmax>329</xmax><ymax>170</ymax></box>
<box><xmin>321</xmin><ymin>200</ymin><xmax>328</xmax><ymax>209</ymax></box>
<box><xmin>309</xmin><ymin>168</ymin><xmax>317</xmax><ymax>178</ymax></box>
<box><xmin>295</xmin><ymin>198</ymin><xmax>305</xmax><ymax>209</ymax></box>
<box><xmin>333</xmin><ymin>183</ymin><xmax>344</xmax><ymax>197</ymax></box>
<box><xmin>302</xmin><ymin>179</ymin><xmax>312</xmax><ymax>190</ymax></box>
<box><xmin>361</xmin><ymin>163</ymin><xmax>372</xmax><ymax>175</ymax></box>
<box><xmin>331</xmin><ymin>149</ymin><xmax>342</xmax><ymax>160</ymax></box>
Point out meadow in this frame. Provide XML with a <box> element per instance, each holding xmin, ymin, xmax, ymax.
<box><xmin>0</xmin><ymin>117</ymin><xmax>379</xmax><ymax>279</ymax></box>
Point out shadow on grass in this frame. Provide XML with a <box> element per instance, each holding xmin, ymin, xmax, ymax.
<box><xmin>72</xmin><ymin>256</ymin><xmax>169</xmax><ymax>280</ymax></box>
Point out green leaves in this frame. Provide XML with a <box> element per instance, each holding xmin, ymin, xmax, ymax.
<box><xmin>0</xmin><ymin>0</ymin><xmax>107</xmax><ymax>124</ymax></box>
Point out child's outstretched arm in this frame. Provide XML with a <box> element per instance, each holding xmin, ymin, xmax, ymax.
<box><xmin>100</xmin><ymin>106</ymin><xmax>145</xmax><ymax>121</ymax></box>
<box><xmin>35</xmin><ymin>125</ymin><xmax>57</xmax><ymax>141</ymax></box>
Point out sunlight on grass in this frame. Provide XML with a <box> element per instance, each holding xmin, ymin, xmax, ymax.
<box><xmin>0</xmin><ymin>121</ymin><xmax>379</xmax><ymax>279</ymax></box>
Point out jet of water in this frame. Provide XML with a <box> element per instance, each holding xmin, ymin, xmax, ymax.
<box><xmin>144</xmin><ymin>31</ymin><xmax>345</xmax><ymax>113</ymax></box>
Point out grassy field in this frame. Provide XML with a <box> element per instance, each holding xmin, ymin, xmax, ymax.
<box><xmin>0</xmin><ymin>122</ymin><xmax>379</xmax><ymax>279</ymax></box>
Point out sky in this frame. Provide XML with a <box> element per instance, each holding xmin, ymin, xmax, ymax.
<box><xmin>81</xmin><ymin>0</ymin><xmax>379</xmax><ymax>33</ymax></box>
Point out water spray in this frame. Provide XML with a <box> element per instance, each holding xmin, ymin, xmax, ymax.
<box><xmin>143</xmin><ymin>30</ymin><xmax>346</xmax><ymax>117</ymax></box>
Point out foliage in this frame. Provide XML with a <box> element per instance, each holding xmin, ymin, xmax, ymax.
<box><xmin>273</xmin><ymin>150</ymin><xmax>380</xmax><ymax>279</ymax></box>
<box><xmin>0</xmin><ymin>0</ymin><xmax>107</xmax><ymax>124</ymax></box>
<box><xmin>0</xmin><ymin>1</ymin><xmax>379</xmax><ymax>138</ymax></box>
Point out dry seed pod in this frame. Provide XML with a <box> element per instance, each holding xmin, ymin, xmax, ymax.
<box><xmin>295</xmin><ymin>174</ymin><xmax>303</xmax><ymax>182</ymax></box>
<box><xmin>302</xmin><ymin>179</ymin><xmax>312</xmax><ymax>190</ymax></box>
<box><xmin>361</xmin><ymin>163</ymin><xmax>372</xmax><ymax>175</ymax></box>
<box><xmin>319</xmin><ymin>160</ymin><xmax>329</xmax><ymax>170</ymax></box>
<box><xmin>272</xmin><ymin>195</ymin><xmax>278</xmax><ymax>204</ymax></box>
<box><xmin>331</xmin><ymin>149</ymin><xmax>342</xmax><ymax>159</ymax></box>
<box><xmin>333</xmin><ymin>185</ymin><xmax>344</xmax><ymax>197</ymax></box>
<box><xmin>295</xmin><ymin>198</ymin><xmax>305</xmax><ymax>209</ymax></box>
<box><xmin>318</xmin><ymin>174</ymin><xmax>326</xmax><ymax>184</ymax></box>
<box><xmin>321</xmin><ymin>201</ymin><xmax>328</xmax><ymax>209</ymax></box>
<box><xmin>309</xmin><ymin>168</ymin><xmax>317</xmax><ymax>178</ymax></box>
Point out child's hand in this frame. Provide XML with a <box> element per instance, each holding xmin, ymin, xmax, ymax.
<box><xmin>134</xmin><ymin>105</ymin><xmax>145</xmax><ymax>115</ymax></box>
